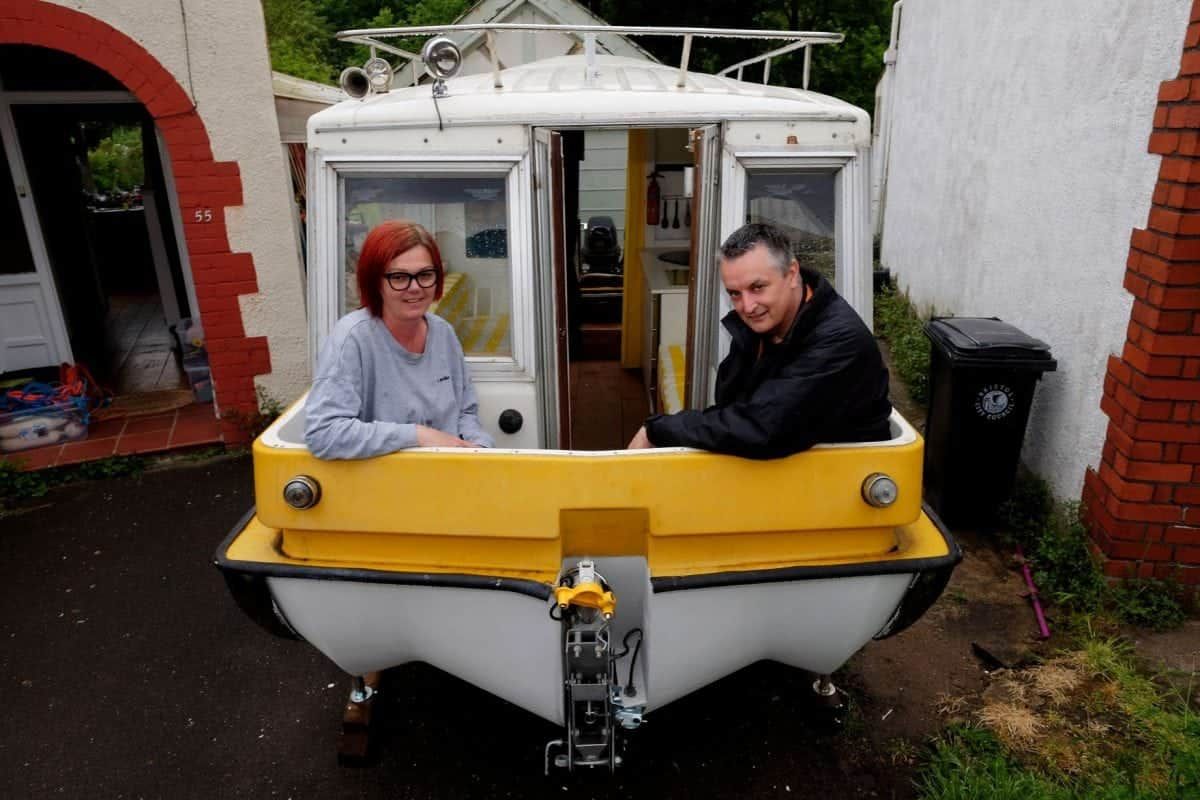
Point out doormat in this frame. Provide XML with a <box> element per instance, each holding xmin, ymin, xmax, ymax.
<box><xmin>92</xmin><ymin>389</ymin><xmax>195</xmax><ymax>421</ymax></box>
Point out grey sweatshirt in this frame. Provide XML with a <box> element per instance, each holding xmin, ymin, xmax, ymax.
<box><xmin>305</xmin><ymin>309</ymin><xmax>494</xmax><ymax>459</ymax></box>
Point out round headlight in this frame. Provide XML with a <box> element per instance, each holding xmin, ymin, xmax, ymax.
<box><xmin>421</xmin><ymin>36</ymin><xmax>462</xmax><ymax>80</ymax></box>
<box><xmin>283</xmin><ymin>476</ymin><xmax>321</xmax><ymax>510</ymax></box>
<box><xmin>861</xmin><ymin>473</ymin><xmax>898</xmax><ymax>508</ymax></box>
<box><xmin>363</xmin><ymin>56</ymin><xmax>393</xmax><ymax>92</ymax></box>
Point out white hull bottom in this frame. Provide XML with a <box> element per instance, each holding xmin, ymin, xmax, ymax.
<box><xmin>268</xmin><ymin>559</ymin><xmax>913</xmax><ymax>725</ymax></box>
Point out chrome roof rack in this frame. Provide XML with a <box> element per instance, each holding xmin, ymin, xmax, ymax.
<box><xmin>335</xmin><ymin>24</ymin><xmax>843</xmax><ymax>90</ymax></box>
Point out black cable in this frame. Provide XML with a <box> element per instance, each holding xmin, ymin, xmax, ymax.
<box><xmin>548</xmin><ymin>603</ymin><xmax>563</xmax><ymax>622</ymax></box>
<box><xmin>622</xmin><ymin>628</ymin><xmax>644</xmax><ymax>697</ymax></box>
<box><xmin>432</xmin><ymin>92</ymin><xmax>444</xmax><ymax>131</ymax></box>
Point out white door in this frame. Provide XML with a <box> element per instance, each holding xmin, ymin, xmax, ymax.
<box><xmin>532</xmin><ymin>128</ymin><xmax>570</xmax><ymax>448</ymax></box>
<box><xmin>0</xmin><ymin>90</ymin><xmax>72</xmax><ymax>373</ymax></box>
<box><xmin>685</xmin><ymin>124</ymin><xmax>722</xmax><ymax>408</ymax></box>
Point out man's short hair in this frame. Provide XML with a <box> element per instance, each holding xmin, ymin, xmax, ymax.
<box><xmin>719</xmin><ymin>223</ymin><xmax>795</xmax><ymax>275</ymax></box>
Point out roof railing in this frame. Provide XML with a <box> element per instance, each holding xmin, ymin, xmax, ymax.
<box><xmin>335</xmin><ymin>24</ymin><xmax>843</xmax><ymax>90</ymax></box>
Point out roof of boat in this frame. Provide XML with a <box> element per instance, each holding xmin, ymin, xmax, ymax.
<box><xmin>309</xmin><ymin>53</ymin><xmax>868</xmax><ymax>132</ymax></box>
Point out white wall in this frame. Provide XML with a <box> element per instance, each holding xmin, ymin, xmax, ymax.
<box><xmin>579</xmin><ymin>129</ymin><xmax>627</xmax><ymax>243</ymax></box>
<box><xmin>50</xmin><ymin>0</ymin><xmax>310</xmax><ymax>405</ymax></box>
<box><xmin>879</xmin><ymin>0</ymin><xmax>1191</xmax><ymax>499</ymax></box>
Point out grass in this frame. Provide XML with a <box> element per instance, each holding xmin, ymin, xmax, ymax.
<box><xmin>918</xmin><ymin>632</ymin><xmax>1200</xmax><ymax>800</ymax></box>
<box><xmin>873</xmin><ymin>282</ymin><xmax>933</xmax><ymax>405</ymax></box>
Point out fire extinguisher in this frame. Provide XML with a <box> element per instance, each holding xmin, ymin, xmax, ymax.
<box><xmin>646</xmin><ymin>171</ymin><xmax>662</xmax><ymax>226</ymax></box>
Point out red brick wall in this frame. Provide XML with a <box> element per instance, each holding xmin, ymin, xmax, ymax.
<box><xmin>1084</xmin><ymin>1</ymin><xmax>1200</xmax><ymax>585</ymax></box>
<box><xmin>0</xmin><ymin>1</ymin><xmax>271</xmax><ymax>442</ymax></box>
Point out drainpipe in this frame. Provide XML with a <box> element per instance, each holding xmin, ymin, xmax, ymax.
<box><xmin>874</xmin><ymin>0</ymin><xmax>903</xmax><ymax>242</ymax></box>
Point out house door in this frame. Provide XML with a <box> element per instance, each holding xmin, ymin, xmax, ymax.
<box><xmin>0</xmin><ymin>83</ymin><xmax>72</xmax><ymax>373</ymax></box>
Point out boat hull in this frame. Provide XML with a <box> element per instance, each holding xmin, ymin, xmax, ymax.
<box><xmin>217</xmin><ymin>508</ymin><xmax>958</xmax><ymax>725</ymax></box>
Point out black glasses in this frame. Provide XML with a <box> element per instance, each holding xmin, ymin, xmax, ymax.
<box><xmin>383</xmin><ymin>268</ymin><xmax>438</xmax><ymax>291</ymax></box>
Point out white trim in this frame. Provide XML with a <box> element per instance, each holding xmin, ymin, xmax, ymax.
<box><xmin>733</xmin><ymin>152</ymin><xmax>873</xmax><ymax>324</ymax></box>
<box><xmin>262</xmin><ymin>394</ymin><xmax>916</xmax><ymax>452</ymax></box>
<box><xmin>156</xmin><ymin>128</ymin><xmax>199</xmax><ymax>319</ymax></box>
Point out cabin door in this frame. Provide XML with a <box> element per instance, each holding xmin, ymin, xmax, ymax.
<box><xmin>532</xmin><ymin>128</ymin><xmax>571</xmax><ymax>448</ymax></box>
<box><xmin>684</xmin><ymin>124</ymin><xmax>722</xmax><ymax>408</ymax></box>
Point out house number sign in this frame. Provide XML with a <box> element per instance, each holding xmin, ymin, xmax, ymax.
<box><xmin>193</xmin><ymin>208</ymin><xmax>214</xmax><ymax>223</ymax></box>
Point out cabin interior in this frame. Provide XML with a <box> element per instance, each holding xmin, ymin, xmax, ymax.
<box><xmin>339</xmin><ymin>125</ymin><xmax>837</xmax><ymax>451</ymax></box>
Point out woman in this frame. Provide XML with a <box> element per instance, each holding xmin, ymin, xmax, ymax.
<box><xmin>305</xmin><ymin>220</ymin><xmax>494</xmax><ymax>459</ymax></box>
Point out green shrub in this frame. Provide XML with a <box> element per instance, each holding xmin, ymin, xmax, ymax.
<box><xmin>874</xmin><ymin>284</ymin><xmax>932</xmax><ymax>404</ymax></box>
<box><xmin>1110</xmin><ymin>579</ymin><xmax>1186</xmax><ymax>632</ymax></box>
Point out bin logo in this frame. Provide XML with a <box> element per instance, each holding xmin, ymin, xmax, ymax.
<box><xmin>975</xmin><ymin>384</ymin><xmax>1014</xmax><ymax>421</ymax></box>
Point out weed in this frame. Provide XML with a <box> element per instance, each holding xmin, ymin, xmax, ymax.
<box><xmin>873</xmin><ymin>284</ymin><xmax>933</xmax><ymax>405</ymax></box>
<box><xmin>221</xmin><ymin>386</ymin><xmax>286</xmax><ymax>441</ymax></box>
<box><xmin>0</xmin><ymin>454</ymin><xmax>145</xmax><ymax>511</ymax></box>
<box><xmin>1109</xmin><ymin>579</ymin><xmax>1186</xmax><ymax>632</ymax></box>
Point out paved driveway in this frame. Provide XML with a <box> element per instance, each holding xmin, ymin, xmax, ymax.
<box><xmin>2</xmin><ymin>455</ymin><xmax>977</xmax><ymax>799</ymax></box>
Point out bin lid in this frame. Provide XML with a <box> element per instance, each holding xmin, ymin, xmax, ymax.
<box><xmin>924</xmin><ymin>317</ymin><xmax>1057</xmax><ymax>371</ymax></box>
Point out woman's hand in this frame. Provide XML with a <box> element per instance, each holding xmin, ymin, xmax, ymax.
<box><xmin>415</xmin><ymin>425</ymin><xmax>479</xmax><ymax>448</ymax></box>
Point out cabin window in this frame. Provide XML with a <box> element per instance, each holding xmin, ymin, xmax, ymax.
<box><xmin>341</xmin><ymin>174</ymin><xmax>513</xmax><ymax>358</ymax></box>
<box><xmin>745</xmin><ymin>171</ymin><xmax>836</xmax><ymax>285</ymax></box>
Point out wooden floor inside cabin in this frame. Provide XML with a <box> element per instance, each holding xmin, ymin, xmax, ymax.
<box><xmin>567</xmin><ymin>360</ymin><xmax>649</xmax><ymax>451</ymax></box>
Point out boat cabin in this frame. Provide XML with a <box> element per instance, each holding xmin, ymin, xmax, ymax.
<box><xmin>294</xmin><ymin>24</ymin><xmax>873</xmax><ymax>451</ymax></box>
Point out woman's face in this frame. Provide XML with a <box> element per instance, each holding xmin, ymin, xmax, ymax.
<box><xmin>379</xmin><ymin>245</ymin><xmax>438</xmax><ymax>323</ymax></box>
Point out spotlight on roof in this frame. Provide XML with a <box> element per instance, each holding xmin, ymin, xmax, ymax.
<box><xmin>363</xmin><ymin>56</ymin><xmax>393</xmax><ymax>94</ymax></box>
<box><xmin>422</xmin><ymin>36</ymin><xmax>462</xmax><ymax>82</ymax></box>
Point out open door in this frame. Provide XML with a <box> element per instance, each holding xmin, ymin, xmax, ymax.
<box><xmin>684</xmin><ymin>124</ymin><xmax>722</xmax><ymax>408</ymax></box>
<box><xmin>533</xmin><ymin>128</ymin><xmax>571</xmax><ymax>448</ymax></box>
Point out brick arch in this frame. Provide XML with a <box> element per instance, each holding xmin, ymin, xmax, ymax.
<box><xmin>0</xmin><ymin>0</ymin><xmax>270</xmax><ymax>442</ymax></box>
<box><xmin>1084</xmin><ymin>1</ymin><xmax>1200</xmax><ymax>586</ymax></box>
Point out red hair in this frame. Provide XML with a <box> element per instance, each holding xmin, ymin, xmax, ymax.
<box><xmin>356</xmin><ymin>220</ymin><xmax>445</xmax><ymax>317</ymax></box>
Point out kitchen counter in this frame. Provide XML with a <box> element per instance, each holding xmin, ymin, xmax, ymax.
<box><xmin>640</xmin><ymin>247</ymin><xmax>691</xmax><ymax>294</ymax></box>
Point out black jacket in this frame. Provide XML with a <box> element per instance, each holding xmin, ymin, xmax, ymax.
<box><xmin>644</xmin><ymin>269</ymin><xmax>891</xmax><ymax>459</ymax></box>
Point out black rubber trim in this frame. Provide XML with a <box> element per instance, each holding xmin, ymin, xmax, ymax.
<box><xmin>213</xmin><ymin>507</ymin><xmax>555</xmax><ymax>601</ymax></box>
<box><xmin>649</xmin><ymin>503</ymin><xmax>963</xmax><ymax>594</ymax></box>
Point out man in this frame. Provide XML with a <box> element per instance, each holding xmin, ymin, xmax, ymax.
<box><xmin>627</xmin><ymin>223</ymin><xmax>891</xmax><ymax>458</ymax></box>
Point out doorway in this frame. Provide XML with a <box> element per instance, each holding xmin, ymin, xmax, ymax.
<box><xmin>542</xmin><ymin>126</ymin><xmax>712</xmax><ymax>451</ymax></box>
<box><xmin>0</xmin><ymin>46</ymin><xmax>193</xmax><ymax>398</ymax></box>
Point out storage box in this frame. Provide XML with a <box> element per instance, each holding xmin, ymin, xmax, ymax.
<box><xmin>0</xmin><ymin>400</ymin><xmax>88</xmax><ymax>454</ymax></box>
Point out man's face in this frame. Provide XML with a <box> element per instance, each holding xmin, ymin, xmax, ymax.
<box><xmin>721</xmin><ymin>243</ymin><xmax>802</xmax><ymax>341</ymax></box>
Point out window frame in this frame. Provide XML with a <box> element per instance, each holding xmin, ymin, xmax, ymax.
<box><xmin>310</xmin><ymin>153</ymin><xmax>535</xmax><ymax>381</ymax></box>
<box><xmin>724</xmin><ymin>150</ymin><xmax>872</xmax><ymax>327</ymax></box>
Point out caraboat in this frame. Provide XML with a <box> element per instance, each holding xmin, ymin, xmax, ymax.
<box><xmin>216</xmin><ymin>23</ymin><xmax>959</xmax><ymax>773</ymax></box>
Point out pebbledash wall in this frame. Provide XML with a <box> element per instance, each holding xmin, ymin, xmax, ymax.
<box><xmin>0</xmin><ymin>0</ymin><xmax>309</xmax><ymax>441</ymax></box>
<box><xmin>878</xmin><ymin>0</ymin><xmax>1200</xmax><ymax>583</ymax></box>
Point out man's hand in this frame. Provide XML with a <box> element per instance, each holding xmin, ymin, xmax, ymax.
<box><xmin>416</xmin><ymin>425</ymin><xmax>478</xmax><ymax>448</ymax></box>
<box><xmin>626</xmin><ymin>426</ymin><xmax>655</xmax><ymax>450</ymax></box>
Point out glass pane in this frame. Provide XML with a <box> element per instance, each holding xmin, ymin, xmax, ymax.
<box><xmin>0</xmin><ymin>141</ymin><xmax>35</xmax><ymax>275</ymax></box>
<box><xmin>746</xmin><ymin>171</ymin><xmax>836</xmax><ymax>285</ymax></box>
<box><xmin>342</xmin><ymin>173</ymin><xmax>512</xmax><ymax>358</ymax></box>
